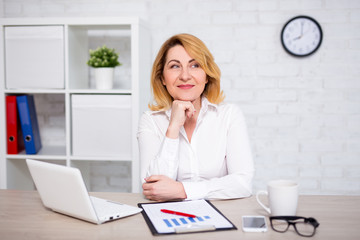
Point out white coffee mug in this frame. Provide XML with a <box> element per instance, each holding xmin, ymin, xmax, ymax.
<box><xmin>256</xmin><ymin>179</ymin><xmax>298</xmax><ymax>216</ymax></box>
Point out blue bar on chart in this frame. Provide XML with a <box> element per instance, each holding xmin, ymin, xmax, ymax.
<box><xmin>180</xmin><ymin>218</ymin><xmax>187</xmax><ymax>224</ymax></box>
<box><xmin>171</xmin><ymin>219</ymin><xmax>180</xmax><ymax>226</ymax></box>
<box><xmin>163</xmin><ymin>219</ymin><xmax>172</xmax><ymax>227</ymax></box>
<box><xmin>163</xmin><ymin>216</ymin><xmax>212</xmax><ymax>228</ymax></box>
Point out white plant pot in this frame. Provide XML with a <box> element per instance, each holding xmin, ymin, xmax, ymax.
<box><xmin>94</xmin><ymin>67</ymin><xmax>114</xmax><ymax>90</ymax></box>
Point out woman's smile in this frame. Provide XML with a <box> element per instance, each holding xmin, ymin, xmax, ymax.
<box><xmin>178</xmin><ymin>84</ymin><xmax>194</xmax><ymax>89</ymax></box>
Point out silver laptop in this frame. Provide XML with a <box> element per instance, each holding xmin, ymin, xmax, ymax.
<box><xmin>26</xmin><ymin>159</ymin><xmax>142</xmax><ymax>224</ymax></box>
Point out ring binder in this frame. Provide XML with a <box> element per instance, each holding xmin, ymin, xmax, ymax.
<box><xmin>16</xmin><ymin>95</ymin><xmax>42</xmax><ymax>154</ymax></box>
<box><xmin>6</xmin><ymin>95</ymin><xmax>25</xmax><ymax>154</ymax></box>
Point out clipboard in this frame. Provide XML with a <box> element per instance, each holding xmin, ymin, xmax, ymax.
<box><xmin>138</xmin><ymin>199</ymin><xmax>237</xmax><ymax>235</ymax></box>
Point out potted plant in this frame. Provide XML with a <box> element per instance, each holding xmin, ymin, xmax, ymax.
<box><xmin>87</xmin><ymin>45</ymin><xmax>121</xmax><ymax>90</ymax></box>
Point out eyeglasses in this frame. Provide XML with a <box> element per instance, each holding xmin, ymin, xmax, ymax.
<box><xmin>269</xmin><ymin>216</ymin><xmax>320</xmax><ymax>237</ymax></box>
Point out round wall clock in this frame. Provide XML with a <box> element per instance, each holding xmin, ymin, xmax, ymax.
<box><xmin>281</xmin><ymin>15</ymin><xmax>323</xmax><ymax>57</ymax></box>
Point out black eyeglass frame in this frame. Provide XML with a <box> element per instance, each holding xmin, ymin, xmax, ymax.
<box><xmin>269</xmin><ymin>216</ymin><xmax>320</xmax><ymax>237</ymax></box>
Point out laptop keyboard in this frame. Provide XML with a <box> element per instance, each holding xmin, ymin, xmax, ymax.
<box><xmin>90</xmin><ymin>196</ymin><xmax>140</xmax><ymax>219</ymax></box>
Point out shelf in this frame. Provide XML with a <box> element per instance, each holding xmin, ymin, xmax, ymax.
<box><xmin>68</xmin><ymin>89</ymin><xmax>132</xmax><ymax>94</ymax></box>
<box><xmin>0</xmin><ymin>17</ymin><xmax>150</xmax><ymax>192</ymax></box>
<box><xmin>5</xmin><ymin>89</ymin><xmax>133</xmax><ymax>94</ymax></box>
<box><xmin>6</xmin><ymin>146</ymin><xmax>67</xmax><ymax>160</ymax></box>
<box><xmin>5</xmin><ymin>89</ymin><xmax>66</xmax><ymax>94</ymax></box>
<box><xmin>70</xmin><ymin>153</ymin><xmax>132</xmax><ymax>162</ymax></box>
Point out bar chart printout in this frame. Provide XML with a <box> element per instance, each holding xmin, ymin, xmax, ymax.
<box><xmin>140</xmin><ymin>199</ymin><xmax>235</xmax><ymax>234</ymax></box>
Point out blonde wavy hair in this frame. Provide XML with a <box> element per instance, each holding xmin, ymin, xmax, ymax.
<box><xmin>149</xmin><ymin>33</ymin><xmax>225</xmax><ymax>111</ymax></box>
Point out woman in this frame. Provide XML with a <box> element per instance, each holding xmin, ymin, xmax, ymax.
<box><xmin>137</xmin><ymin>33</ymin><xmax>254</xmax><ymax>201</ymax></box>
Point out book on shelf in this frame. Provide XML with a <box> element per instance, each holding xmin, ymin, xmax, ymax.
<box><xmin>16</xmin><ymin>95</ymin><xmax>42</xmax><ymax>154</ymax></box>
<box><xmin>6</xmin><ymin>95</ymin><xmax>25</xmax><ymax>154</ymax></box>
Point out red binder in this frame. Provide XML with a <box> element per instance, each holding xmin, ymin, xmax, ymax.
<box><xmin>6</xmin><ymin>95</ymin><xmax>24</xmax><ymax>154</ymax></box>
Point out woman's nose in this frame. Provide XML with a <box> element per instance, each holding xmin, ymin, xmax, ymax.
<box><xmin>179</xmin><ymin>67</ymin><xmax>191</xmax><ymax>81</ymax></box>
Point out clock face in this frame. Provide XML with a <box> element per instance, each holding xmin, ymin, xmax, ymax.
<box><xmin>281</xmin><ymin>16</ymin><xmax>323</xmax><ymax>57</ymax></box>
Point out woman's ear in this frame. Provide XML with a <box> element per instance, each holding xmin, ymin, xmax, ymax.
<box><xmin>161</xmin><ymin>76</ymin><xmax>166</xmax><ymax>86</ymax></box>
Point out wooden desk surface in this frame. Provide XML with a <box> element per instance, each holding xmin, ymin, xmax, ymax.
<box><xmin>0</xmin><ymin>190</ymin><xmax>359</xmax><ymax>240</ymax></box>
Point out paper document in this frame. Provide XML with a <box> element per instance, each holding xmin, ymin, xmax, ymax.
<box><xmin>139</xmin><ymin>199</ymin><xmax>236</xmax><ymax>234</ymax></box>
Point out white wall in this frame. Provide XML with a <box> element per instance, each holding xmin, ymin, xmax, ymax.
<box><xmin>2</xmin><ymin>0</ymin><xmax>359</xmax><ymax>195</ymax></box>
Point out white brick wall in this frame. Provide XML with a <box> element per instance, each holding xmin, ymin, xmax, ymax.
<box><xmin>2</xmin><ymin>0</ymin><xmax>359</xmax><ymax>195</ymax></box>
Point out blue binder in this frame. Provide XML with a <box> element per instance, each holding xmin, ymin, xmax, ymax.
<box><xmin>16</xmin><ymin>95</ymin><xmax>42</xmax><ymax>154</ymax></box>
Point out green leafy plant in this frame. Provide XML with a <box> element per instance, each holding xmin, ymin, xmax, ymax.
<box><xmin>87</xmin><ymin>45</ymin><xmax>121</xmax><ymax>68</ymax></box>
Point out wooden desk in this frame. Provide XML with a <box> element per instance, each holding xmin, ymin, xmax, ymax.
<box><xmin>0</xmin><ymin>190</ymin><xmax>359</xmax><ymax>240</ymax></box>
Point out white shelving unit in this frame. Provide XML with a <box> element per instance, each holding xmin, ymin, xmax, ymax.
<box><xmin>0</xmin><ymin>17</ymin><xmax>151</xmax><ymax>193</ymax></box>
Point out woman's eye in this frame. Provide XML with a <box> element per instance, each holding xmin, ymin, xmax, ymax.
<box><xmin>170</xmin><ymin>64</ymin><xmax>180</xmax><ymax>69</ymax></box>
<box><xmin>191</xmin><ymin>63</ymin><xmax>200</xmax><ymax>68</ymax></box>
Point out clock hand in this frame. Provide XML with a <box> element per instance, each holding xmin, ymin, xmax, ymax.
<box><xmin>293</xmin><ymin>22</ymin><xmax>305</xmax><ymax>41</ymax></box>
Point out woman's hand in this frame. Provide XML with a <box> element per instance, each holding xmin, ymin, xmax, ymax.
<box><xmin>166</xmin><ymin>100</ymin><xmax>196</xmax><ymax>139</ymax></box>
<box><xmin>142</xmin><ymin>175</ymin><xmax>187</xmax><ymax>201</ymax></box>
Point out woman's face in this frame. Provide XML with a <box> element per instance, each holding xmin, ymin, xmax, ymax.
<box><xmin>162</xmin><ymin>45</ymin><xmax>207</xmax><ymax>104</ymax></box>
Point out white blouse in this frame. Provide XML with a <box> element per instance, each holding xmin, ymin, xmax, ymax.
<box><xmin>137</xmin><ymin>97</ymin><xmax>254</xmax><ymax>200</ymax></box>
